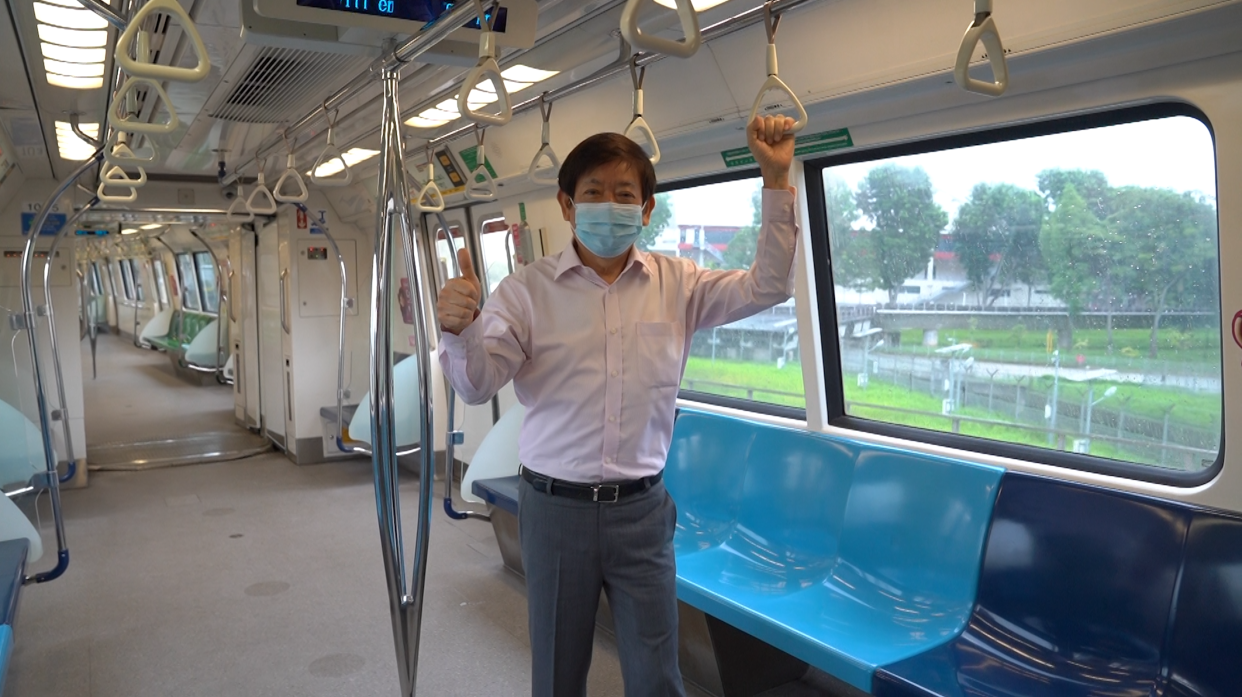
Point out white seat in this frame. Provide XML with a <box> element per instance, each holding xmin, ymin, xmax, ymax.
<box><xmin>0</xmin><ymin>400</ymin><xmax>48</xmax><ymax>490</ymax></box>
<box><xmin>348</xmin><ymin>356</ymin><xmax>423</xmax><ymax>450</ymax></box>
<box><xmin>461</xmin><ymin>402</ymin><xmax>525</xmax><ymax>504</ymax></box>
<box><xmin>0</xmin><ymin>492</ymin><xmax>42</xmax><ymax>563</ymax></box>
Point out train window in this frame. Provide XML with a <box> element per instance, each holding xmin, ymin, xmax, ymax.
<box><xmin>810</xmin><ymin>107</ymin><xmax>1221</xmax><ymax>481</ymax></box>
<box><xmin>658</xmin><ymin>173</ymin><xmax>806</xmax><ymax>415</ymax></box>
<box><xmin>477</xmin><ymin>217</ymin><xmax>514</xmax><ymax>293</ymax></box>
<box><xmin>195</xmin><ymin>252</ymin><xmax>219</xmax><ymax>313</ymax></box>
<box><xmin>176</xmin><ymin>253</ymin><xmax>202</xmax><ymax>311</ymax></box>
<box><xmin>118</xmin><ymin>260</ymin><xmax>135</xmax><ymax>302</ymax></box>
<box><xmin>88</xmin><ymin>262</ymin><xmax>103</xmax><ymax>296</ymax></box>
<box><xmin>128</xmin><ymin>259</ymin><xmax>145</xmax><ymax>303</ymax></box>
<box><xmin>152</xmin><ymin>259</ymin><xmax>169</xmax><ymax>306</ymax></box>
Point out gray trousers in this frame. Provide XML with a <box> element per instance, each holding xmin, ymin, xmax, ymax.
<box><xmin>518</xmin><ymin>475</ymin><xmax>686</xmax><ymax>697</ymax></box>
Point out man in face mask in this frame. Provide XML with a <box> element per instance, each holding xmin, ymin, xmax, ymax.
<box><xmin>437</xmin><ymin>115</ymin><xmax>797</xmax><ymax>697</ymax></box>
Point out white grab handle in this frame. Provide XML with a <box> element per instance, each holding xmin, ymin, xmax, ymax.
<box><xmin>103</xmin><ymin>163</ymin><xmax>147</xmax><ymax>188</ymax></box>
<box><xmin>458</xmin><ymin>37</ymin><xmax>513</xmax><ymax>126</ymax></box>
<box><xmin>247</xmin><ymin>171</ymin><xmax>279</xmax><ymax>215</ymax></box>
<box><xmin>466</xmin><ymin>130</ymin><xmax>497</xmax><ymax>201</ymax></box>
<box><xmin>115</xmin><ymin>0</ymin><xmax>211</xmax><ymax>83</ymax></box>
<box><xmin>747</xmin><ymin>4</ymin><xmax>807</xmax><ymax>133</ymax></box>
<box><xmin>528</xmin><ymin>95</ymin><xmax>560</xmax><ymax>186</ymax></box>
<box><xmin>97</xmin><ymin>180</ymin><xmax>138</xmax><ymax>203</ymax></box>
<box><xmin>954</xmin><ymin>0</ymin><xmax>1008</xmax><ymax>97</ymax></box>
<box><xmin>110</xmin><ymin>76</ymin><xmax>179</xmax><ymax>135</ymax></box>
<box><xmin>620</xmin><ymin>0</ymin><xmax>701</xmax><ymax>59</ymax></box>
<box><xmin>227</xmin><ymin>185</ymin><xmax>255</xmax><ymax>224</ymax></box>
<box><xmin>310</xmin><ymin>123</ymin><xmax>352</xmax><ymax>187</ymax></box>
<box><xmin>274</xmin><ymin>153</ymin><xmax>309</xmax><ymax>203</ymax></box>
<box><xmin>415</xmin><ymin>156</ymin><xmax>446</xmax><ymax>212</ymax></box>
<box><xmin>104</xmin><ymin>132</ymin><xmax>157</xmax><ymax>166</ymax></box>
<box><xmin>624</xmin><ymin>58</ymin><xmax>660</xmax><ymax>164</ymax></box>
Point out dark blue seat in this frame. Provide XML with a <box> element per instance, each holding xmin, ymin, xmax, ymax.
<box><xmin>873</xmin><ymin>474</ymin><xmax>1190</xmax><ymax>697</ymax></box>
<box><xmin>0</xmin><ymin>538</ymin><xmax>30</xmax><ymax>696</ymax></box>
<box><xmin>668</xmin><ymin>410</ymin><xmax>1003</xmax><ymax>692</ymax></box>
<box><xmin>471</xmin><ymin>475</ymin><xmax>520</xmax><ymax>517</ymax></box>
<box><xmin>1164</xmin><ymin>511</ymin><xmax>1242</xmax><ymax>697</ymax></box>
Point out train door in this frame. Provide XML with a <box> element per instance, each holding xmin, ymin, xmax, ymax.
<box><xmin>230</xmin><ymin>227</ymin><xmax>261</xmax><ymax>431</ymax></box>
<box><xmin>257</xmin><ymin>218</ymin><xmax>286</xmax><ymax>449</ymax></box>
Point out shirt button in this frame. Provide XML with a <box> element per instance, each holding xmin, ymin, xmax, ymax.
<box><xmin>608</xmin><ymin>287</ymin><xmax>614</xmax><ymax>294</ymax></box>
<box><xmin>610</xmin><ymin>328</ymin><xmax>617</xmax><ymax>335</ymax></box>
<box><xmin>611</xmin><ymin>370</ymin><xmax>618</xmax><ymax>377</ymax></box>
<box><xmin>608</xmin><ymin>416</ymin><xmax>616</xmax><ymax>423</ymax></box>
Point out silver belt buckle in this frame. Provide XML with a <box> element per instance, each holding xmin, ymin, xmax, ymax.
<box><xmin>593</xmin><ymin>484</ymin><xmax>620</xmax><ymax>503</ymax></box>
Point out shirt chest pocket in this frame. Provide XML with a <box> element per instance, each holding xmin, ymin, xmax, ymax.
<box><xmin>635</xmin><ymin>321</ymin><xmax>684</xmax><ymax>389</ymax></box>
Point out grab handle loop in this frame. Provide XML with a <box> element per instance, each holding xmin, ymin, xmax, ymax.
<box><xmin>528</xmin><ymin>93</ymin><xmax>561</xmax><ymax>186</ymax></box>
<box><xmin>620</xmin><ymin>0</ymin><xmax>701</xmax><ymax>59</ymax></box>
<box><xmin>415</xmin><ymin>150</ymin><xmax>446</xmax><ymax>213</ymax></box>
<box><xmin>747</xmin><ymin>2</ymin><xmax>807</xmax><ymax>133</ymax></box>
<box><xmin>466</xmin><ymin>126</ymin><xmax>497</xmax><ymax>201</ymax></box>
<box><xmin>954</xmin><ymin>0</ymin><xmax>1008</xmax><ymax>97</ymax></box>
<box><xmin>227</xmin><ymin>185</ymin><xmax>255</xmax><ymax>224</ymax></box>
<box><xmin>97</xmin><ymin>180</ymin><xmax>138</xmax><ymax>203</ymax></box>
<box><xmin>247</xmin><ymin>160</ymin><xmax>279</xmax><ymax>215</ymax></box>
<box><xmin>110</xmin><ymin>76</ymin><xmax>180</xmax><ymax>135</ymax></box>
<box><xmin>104</xmin><ymin>132</ymin><xmax>156</xmax><ymax>166</ymax></box>
<box><xmin>457</xmin><ymin>0</ymin><xmax>512</xmax><ymax>127</ymax></box>
<box><xmin>623</xmin><ymin>56</ymin><xmax>660</xmax><ymax>164</ymax></box>
<box><xmin>115</xmin><ymin>0</ymin><xmax>211</xmax><ymax>83</ymax></box>
<box><xmin>102</xmin><ymin>163</ymin><xmax>147</xmax><ymax>188</ymax></box>
<box><xmin>310</xmin><ymin>108</ymin><xmax>352</xmax><ymax>187</ymax></box>
<box><xmin>273</xmin><ymin>133</ymin><xmax>309</xmax><ymax>203</ymax></box>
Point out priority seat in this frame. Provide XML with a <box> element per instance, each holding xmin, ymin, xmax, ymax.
<box><xmin>667</xmin><ymin>410</ymin><xmax>1003</xmax><ymax>693</ymax></box>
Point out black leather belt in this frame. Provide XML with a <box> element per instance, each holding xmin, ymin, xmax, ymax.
<box><xmin>520</xmin><ymin>466</ymin><xmax>662</xmax><ymax>503</ymax></box>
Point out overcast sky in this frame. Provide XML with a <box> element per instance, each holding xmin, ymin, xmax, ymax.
<box><xmin>662</xmin><ymin>115</ymin><xmax>1217</xmax><ymax>232</ymax></box>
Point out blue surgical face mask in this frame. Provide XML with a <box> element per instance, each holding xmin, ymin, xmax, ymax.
<box><xmin>571</xmin><ymin>201</ymin><xmax>644</xmax><ymax>259</ymax></box>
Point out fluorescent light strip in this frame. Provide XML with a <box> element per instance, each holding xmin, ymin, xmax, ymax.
<box><xmin>33</xmin><ymin>2</ymin><xmax>109</xmax><ymax>29</ymax></box>
<box><xmin>40</xmin><ymin>43</ymin><xmax>106</xmax><ymax>64</ymax></box>
<box><xmin>37</xmin><ymin>24</ymin><xmax>107</xmax><ymax>47</ymax></box>
<box><xmin>47</xmin><ymin>74</ymin><xmax>104</xmax><ymax>89</ymax></box>
<box><xmin>500</xmin><ymin>65</ymin><xmax>559</xmax><ymax>83</ymax></box>
<box><xmin>45</xmin><ymin>58</ymin><xmax>104</xmax><ymax>78</ymax></box>
<box><xmin>406</xmin><ymin>64</ymin><xmax>560</xmax><ymax>130</ymax></box>
<box><xmin>653</xmin><ymin>0</ymin><xmax>730</xmax><ymax>9</ymax></box>
<box><xmin>309</xmin><ymin>148</ymin><xmax>380</xmax><ymax>178</ymax></box>
<box><xmin>55</xmin><ymin>120</ymin><xmax>99</xmax><ymax>160</ymax></box>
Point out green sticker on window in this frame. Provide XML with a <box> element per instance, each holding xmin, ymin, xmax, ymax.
<box><xmin>721</xmin><ymin>128</ymin><xmax>854</xmax><ymax>168</ymax></box>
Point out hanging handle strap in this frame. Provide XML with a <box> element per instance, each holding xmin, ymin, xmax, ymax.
<box><xmin>528</xmin><ymin>93</ymin><xmax>561</xmax><ymax>185</ymax></box>
<box><xmin>110</xmin><ymin>76</ymin><xmax>180</xmax><ymax>135</ymax></box>
<box><xmin>227</xmin><ymin>185</ymin><xmax>255</xmax><ymax>224</ymax></box>
<box><xmin>620</xmin><ymin>0</ymin><xmax>701</xmax><ymax>59</ymax></box>
<box><xmin>955</xmin><ymin>0</ymin><xmax>1009</xmax><ymax>97</ymax></box>
<box><xmin>310</xmin><ymin>108</ymin><xmax>352</xmax><ymax>187</ymax></box>
<box><xmin>623</xmin><ymin>57</ymin><xmax>661</xmax><ymax>164</ymax></box>
<box><xmin>747</xmin><ymin>3</ymin><xmax>807</xmax><ymax>133</ymax></box>
<box><xmin>104</xmin><ymin>132</ymin><xmax>157</xmax><ymax>166</ymax></box>
<box><xmin>247</xmin><ymin>161</ymin><xmax>279</xmax><ymax>215</ymax></box>
<box><xmin>102</xmin><ymin>163</ymin><xmax>147</xmax><ymax>188</ymax></box>
<box><xmin>115</xmin><ymin>0</ymin><xmax>211</xmax><ymax>83</ymax></box>
<box><xmin>466</xmin><ymin>127</ymin><xmax>497</xmax><ymax>201</ymax></box>
<box><xmin>97</xmin><ymin>180</ymin><xmax>138</xmax><ymax>203</ymax></box>
<box><xmin>274</xmin><ymin>133</ymin><xmax>309</xmax><ymax>203</ymax></box>
<box><xmin>415</xmin><ymin>150</ymin><xmax>446</xmax><ymax>212</ymax></box>
<box><xmin>458</xmin><ymin>1</ymin><xmax>513</xmax><ymax>126</ymax></box>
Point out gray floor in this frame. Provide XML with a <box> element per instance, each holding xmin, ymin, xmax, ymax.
<box><xmin>8</xmin><ymin>335</ymin><xmax>837</xmax><ymax>696</ymax></box>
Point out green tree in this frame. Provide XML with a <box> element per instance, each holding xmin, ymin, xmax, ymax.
<box><xmin>1037</xmin><ymin>169</ymin><xmax>1114</xmax><ymax>220</ymax></box>
<box><xmin>824</xmin><ymin>176</ymin><xmax>869</xmax><ymax>290</ymax></box>
<box><xmin>638</xmin><ymin>192</ymin><xmax>674</xmax><ymax>251</ymax></box>
<box><xmin>1039</xmin><ymin>184</ymin><xmax>1113</xmax><ymax>346</ymax></box>
<box><xmin>855</xmin><ymin>165</ymin><xmax>948</xmax><ymax>304</ymax></box>
<box><xmin>1108</xmin><ymin>187</ymin><xmax>1218</xmax><ymax>358</ymax></box>
<box><xmin>951</xmin><ymin>183</ymin><xmax>1044</xmax><ymax>306</ymax></box>
<box><xmin>722</xmin><ymin>188</ymin><xmax>761</xmax><ymax>270</ymax></box>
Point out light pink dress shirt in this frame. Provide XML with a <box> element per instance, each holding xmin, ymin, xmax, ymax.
<box><xmin>439</xmin><ymin>188</ymin><xmax>799</xmax><ymax>483</ymax></box>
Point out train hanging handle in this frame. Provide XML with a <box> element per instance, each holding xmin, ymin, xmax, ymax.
<box><xmin>528</xmin><ymin>93</ymin><xmax>561</xmax><ymax>186</ymax></box>
<box><xmin>955</xmin><ymin>0</ymin><xmax>1009</xmax><ymax>97</ymax></box>
<box><xmin>227</xmin><ymin>185</ymin><xmax>255</xmax><ymax>224</ymax></box>
<box><xmin>104</xmin><ymin>132</ymin><xmax>157</xmax><ymax>167</ymax></box>
<box><xmin>458</xmin><ymin>0</ymin><xmax>513</xmax><ymax>127</ymax></box>
<box><xmin>110</xmin><ymin>76</ymin><xmax>180</xmax><ymax>135</ymax></box>
<box><xmin>415</xmin><ymin>150</ymin><xmax>446</xmax><ymax>213</ymax></box>
<box><xmin>624</xmin><ymin>57</ymin><xmax>661</xmax><ymax>164</ymax></box>
<box><xmin>247</xmin><ymin>161</ymin><xmax>279</xmax><ymax>215</ymax></box>
<box><xmin>310</xmin><ymin>109</ymin><xmax>352</xmax><ymax>187</ymax></box>
<box><xmin>102</xmin><ymin>163</ymin><xmax>147</xmax><ymax>188</ymax></box>
<box><xmin>747</xmin><ymin>2</ymin><xmax>807</xmax><ymax>133</ymax></box>
<box><xmin>620</xmin><ymin>0</ymin><xmax>701</xmax><ymax>59</ymax></box>
<box><xmin>114</xmin><ymin>0</ymin><xmax>211</xmax><ymax>83</ymax></box>
<box><xmin>97</xmin><ymin>180</ymin><xmax>138</xmax><ymax>204</ymax></box>
<box><xmin>465</xmin><ymin>127</ymin><xmax>498</xmax><ymax>201</ymax></box>
<box><xmin>274</xmin><ymin>134</ymin><xmax>309</xmax><ymax>203</ymax></box>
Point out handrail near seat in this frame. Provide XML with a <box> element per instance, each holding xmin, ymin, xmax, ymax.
<box><xmin>620</xmin><ymin>0</ymin><xmax>701</xmax><ymax>59</ymax></box>
<box><xmin>527</xmin><ymin>93</ymin><xmax>561</xmax><ymax>185</ymax></box>
<box><xmin>457</xmin><ymin>0</ymin><xmax>513</xmax><ymax>127</ymax></box>
<box><xmin>748</xmin><ymin>1</ymin><xmax>807</xmax><ymax>133</ymax></box>
<box><xmin>623</xmin><ymin>55</ymin><xmax>661</xmax><ymax>164</ymax></box>
<box><xmin>954</xmin><ymin>0</ymin><xmax>1009</xmax><ymax>96</ymax></box>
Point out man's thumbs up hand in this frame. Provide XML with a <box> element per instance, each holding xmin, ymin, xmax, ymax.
<box><xmin>437</xmin><ymin>248</ymin><xmax>482</xmax><ymax>335</ymax></box>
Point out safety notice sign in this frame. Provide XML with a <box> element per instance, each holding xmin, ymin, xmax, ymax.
<box><xmin>720</xmin><ymin>128</ymin><xmax>853</xmax><ymax>168</ymax></box>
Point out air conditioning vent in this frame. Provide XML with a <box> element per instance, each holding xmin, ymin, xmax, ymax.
<box><xmin>207</xmin><ymin>46</ymin><xmax>372</xmax><ymax>124</ymax></box>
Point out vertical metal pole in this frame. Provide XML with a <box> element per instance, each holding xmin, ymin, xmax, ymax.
<box><xmin>187</xmin><ymin>228</ymin><xmax>228</xmax><ymax>381</ymax></box>
<box><xmin>371</xmin><ymin>62</ymin><xmax>434</xmax><ymax>696</ymax></box>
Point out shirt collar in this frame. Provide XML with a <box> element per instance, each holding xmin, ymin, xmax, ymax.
<box><xmin>554</xmin><ymin>241</ymin><xmax>656</xmax><ymax>281</ymax></box>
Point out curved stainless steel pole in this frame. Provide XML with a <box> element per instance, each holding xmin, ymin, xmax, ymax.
<box><xmin>41</xmin><ymin>199</ymin><xmax>98</xmax><ymax>486</ymax></box>
<box><xmin>20</xmin><ymin>150</ymin><xmax>103</xmax><ymax>583</ymax></box>
<box><xmin>372</xmin><ymin>63</ymin><xmax>435</xmax><ymax>696</ymax></box>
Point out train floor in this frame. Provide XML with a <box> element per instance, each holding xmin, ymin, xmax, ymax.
<box><xmin>8</xmin><ymin>335</ymin><xmax>839</xmax><ymax>696</ymax></box>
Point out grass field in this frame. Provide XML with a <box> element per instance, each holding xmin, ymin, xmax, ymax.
<box><xmin>895</xmin><ymin>326</ymin><xmax>1222</xmax><ymax>366</ymax></box>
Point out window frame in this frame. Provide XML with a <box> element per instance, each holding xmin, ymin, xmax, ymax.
<box><xmin>657</xmin><ymin>167</ymin><xmax>808</xmax><ymax>422</ymax></box>
<box><xmin>152</xmin><ymin>258</ymin><xmax>169</xmax><ymax>306</ymax></box>
<box><xmin>118</xmin><ymin>259</ymin><xmax>135</xmax><ymax>302</ymax></box>
<box><xmin>175</xmin><ymin>252</ymin><xmax>202</xmax><ymax>312</ymax></box>
<box><xmin>194</xmin><ymin>251</ymin><xmax>219</xmax><ymax>313</ymax></box>
<box><xmin>803</xmin><ymin>102</ymin><xmax>1222</xmax><ymax>487</ymax></box>
<box><xmin>128</xmin><ymin>258</ymin><xmax>145</xmax><ymax>303</ymax></box>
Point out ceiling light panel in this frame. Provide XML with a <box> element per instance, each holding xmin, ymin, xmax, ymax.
<box><xmin>40</xmin><ymin>44</ymin><xmax>106</xmax><ymax>63</ymax></box>
<box><xmin>37</xmin><ymin>24</ymin><xmax>107</xmax><ymax>47</ymax></box>
<box><xmin>33</xmin><ymin>2</ymin><xmax>109</xmax><ymax>29</ymax></box>
<box><xmin>309</xmin><ymin>148</ymin><xmax>379</xmax><ymax>177</ymax></box>
<box><xmin>500</xmin><ymin>65</ymin><xmax>559</xmax><ymax>83</ymax></box>
<box><xmin>55</xmin><ymin>120</ymin><xmax>99</xmax><ymax>160</ymax></box>
<box><xmin>653</xmin><ymin>0</ymin><xmax>730</xmax><ymax>9</ymax></box>
<box><xmin>47</xmin><ymin>74</ymin><xmax>105</xmax><ymax>89</ymax></box>
<box><xmin>36</xmin><ymin>4</ymin><xmax>109</xmax><ymax>91</ymax></box>
<box><xmin>44</xmin><ymin>59</ymin><xmax>104</xmax><ymax>78</ymax></box>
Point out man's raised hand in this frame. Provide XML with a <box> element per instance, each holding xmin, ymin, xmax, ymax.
<box><xmin>437</xmin><ymin>247</ymin><xmax>482</xmax><ymax>335</ymax></box>
<box><xmin>747</xmin><ymin>114</ymin><xmax>795</xmax><ymax>191</ymax></box>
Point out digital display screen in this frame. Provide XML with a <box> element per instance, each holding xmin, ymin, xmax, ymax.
<box><xmin>294</xmin><ymin>1</ymin><xmax>508</xmax><ymax>31</ymax></box>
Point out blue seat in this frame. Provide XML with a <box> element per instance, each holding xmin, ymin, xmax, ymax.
<box><xmin>873</xmin><ymin>474</ymin><xmax>1190</xmax><ymax>697</ymax></box>
<box><xmin>472</xmin><ymin>475</ymin><xmax>520</xmax><ymax>517</ymax></box>
<box><xmin>1164</xmin><ymin>511</ymin><xmax>1242</xmax><ymax>697</ymax></box>
<box><xmin>668</xmin><ymin>410</ymin><xmax>1003</xmax><ymax>692</ymax></box>
<box><xmin>0</xmin><ymin>538</ymin><xmax>30</xmax><ymax>696</ymax></box>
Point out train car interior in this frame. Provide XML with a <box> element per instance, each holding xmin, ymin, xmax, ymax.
<box><xmin>0</xmin><ymin>0</ymin><xmax>1238</xmax><ymax>695</ymax></box>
